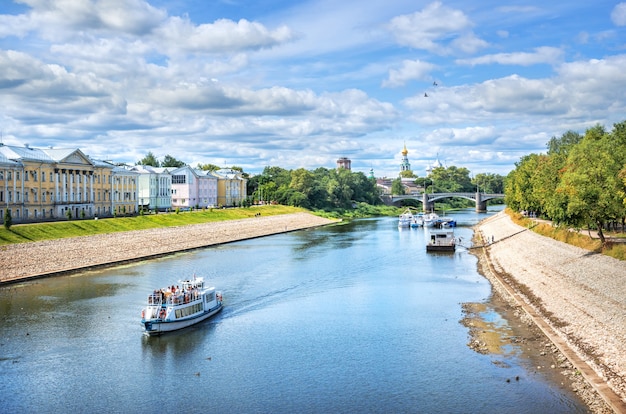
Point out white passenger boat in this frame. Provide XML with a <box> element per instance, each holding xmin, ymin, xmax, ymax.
<box><xmin>141</xmin><ymin>277</ymin><xmax>223</xmax><ymax>336</ymax></box>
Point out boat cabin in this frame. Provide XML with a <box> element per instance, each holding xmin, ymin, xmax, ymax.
<box><xmin>426</xmin><ymin>228</ymin><xmax>456</xmax><ymax>252</ymax></box>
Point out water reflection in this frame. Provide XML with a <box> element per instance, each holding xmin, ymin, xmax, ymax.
<box><xmin>140</xmin><ymin>320</ymin><xmax>219</xmax><ymax>357</ymax></box>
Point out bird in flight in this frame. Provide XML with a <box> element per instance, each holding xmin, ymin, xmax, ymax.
<box><xmin>424</xmin><ymin>93</ymin><xmax>428</xmax><ymax>97</ymax></box>
<box><xmin>433</xmin><ymin>81</ymin><xmax>438</xmax><ymax>86</ymax></box>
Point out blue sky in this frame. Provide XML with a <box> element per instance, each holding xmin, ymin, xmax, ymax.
<box><xmin>1</xmin><ymin>1</ymin><xmax>625</xmax><ymax>178</ymax></box>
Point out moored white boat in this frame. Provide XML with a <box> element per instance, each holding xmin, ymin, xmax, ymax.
<box><xmin>398</xmin><ymin>208</ymin><xmax>414</xmax><ymax>228</ymax></box>
<box><xmin>141</xmin><ymin>277</ymin><xmax>223</xmax><ymax>336</ymax></box>
<box><xmin>440</xmin><ymin>217</ymin><xmax>457</xmax><ymax>227</ymax></box>
<box><xmin>422</xmin><ymin>212</ymin><xmax>440</xmax><ymax>227</ymax></box>
<box><xmin>410</xmin><ymin>216</ymin><xmax>424</xmax><ymax>228</ymax></box>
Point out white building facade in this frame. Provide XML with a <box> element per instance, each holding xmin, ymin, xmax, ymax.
<box><xmin>131</xmin><ymin>165</ymin><xmax>172</xmax><ymax>212</ymax></box>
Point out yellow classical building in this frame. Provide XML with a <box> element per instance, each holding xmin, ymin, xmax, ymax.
<box><xmin>0</xmin><ymin>143</ymin><xmax>138</xmax><ymax>223</ymax></box>
<box><xmin>214</xmin><ymin>169</ymin><xmax>248</xmax><ymax>207</ymax></box>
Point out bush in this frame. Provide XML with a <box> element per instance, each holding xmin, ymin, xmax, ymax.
<box><xmin>3</xmin><ymin>209</ymin><xmax>12</xmax><ymax>230</ymax></box>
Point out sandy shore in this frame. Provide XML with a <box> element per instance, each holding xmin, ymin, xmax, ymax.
<box><xmin>0</xmin><ymin>212</ymin><xmax>336</xmax><ymax>284</ymax></box>
<box><xmin>475</xmin><ymin>211</ymin><xmax>626</xmax><ymax>413</ymax></box>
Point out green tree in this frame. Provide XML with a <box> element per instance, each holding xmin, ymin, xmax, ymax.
<box><xmin>3</xmin><ymin>209</ymin><xmax>12</xmax><ymax>230</ymax></box>
<box><xmin>430</xmin><ymin>166</ymin><xmax>472</xmax><ymax>192</ymax></box>
<box><xmin>138</xmin><ymin>152</ymin><xmax>160</xmax><ymax>167</ymax></box>
<box><xmin>547</xmin><ymin>130</ymin><xmax>583</xmax><ymax>155</ymax></box>
<box><xmin>162</xmin><ymin>155</ymin><xmax>185</xmax><ymax>168</ymax></box>
<box><xmin>197</xmin><ymin>163</ymin><xmax>221</xmax><ymax>172</ymax></box>
<box><xmin>504</xmin><ymin>153</ymin><xmax>542</xmax><ymax>213</ymax></box>
<box><xmin>473</xmin><ymin>173</ymin><xmax>505</xmax><ymax>194</ymax></box>
<box><xmin>290</xmin><ymin>168</ymin><xmax>315</xmax><ymax>197</ymax></box>
<box><xmin>391</xmin><ymin>178</ymin><xmax>405</xmax><ymax>195</ymax></box>
<box><xmin>556</xmin><ymin>125</ymin><xmax>624</xmax><ymax>244</ymax></box>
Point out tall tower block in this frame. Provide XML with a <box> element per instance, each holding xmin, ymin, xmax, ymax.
<box><xmin>337</xmin><ymin>157</ymin><xmax>351</xmax><ymax>170</ymax></box>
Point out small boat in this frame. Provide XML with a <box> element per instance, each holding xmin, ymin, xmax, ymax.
<box><xmin>398</xmin><ymin>208</ymin><xmax>415</xmax><ymax>228</ymax></box>
<box><xmin>422</xmin><ymin>212</ymin><xmax>440</xmax><ymax>227</ymax></box>
<box><xmin>426</xmin><ymin>227</ymin><xmax>456</xmax><ymax>252</ymax></box>
<box><xmin>410</xmin><ymin>216</ymin><xmax>424</xmax><ymax>228</ymax></box>
<box><xmin>440</xmin><ymin>217</ymin><xmax>457</xmax><ymax>227</ymax></box>
<box><xmin>141</xmin><ymin>277</ymin><xmax>223</xmax><ymax>336</ymax></box>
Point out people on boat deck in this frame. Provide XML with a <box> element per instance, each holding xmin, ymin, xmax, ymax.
<box><xmin>149</xmin><ymin>283</ymin><xmax>203</xmax><ymax>305</ymax></box>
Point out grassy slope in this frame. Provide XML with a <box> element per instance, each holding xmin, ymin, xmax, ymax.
<box><xmin>0</xmin><ymin>205</ymin><xmax>306</xmax><ymax>246</ymax></box>
<box><xmin>507</xmin><ymin>208</ymin><xmax>625</xmax><ymax>261</ymax></box>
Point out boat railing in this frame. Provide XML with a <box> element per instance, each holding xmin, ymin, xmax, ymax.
<box><xmin>147</xmin><ymin>293</ymin><xmax>162</xmax><ymax>306</ymax></box>
<box><xmin>165</xmin><ymin>290</ymin><xmax>201</xmax><ymax>306</ymax></box>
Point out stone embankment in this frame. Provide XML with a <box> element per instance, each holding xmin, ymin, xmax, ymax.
<box><xmin>0</xmin><ymin>212</ymin><xmax>336</xmax><ymax>284</ymax></box>
<box><xmin>476</xmin><ymin>211</ymin><xmax>626</xmax><ymax>413</ymax></box>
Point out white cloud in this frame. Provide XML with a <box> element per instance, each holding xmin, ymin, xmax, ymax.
<box><xmin>386</xmin><ymin>2</ymin><xmax>485</xmax><ymax>55</ymax></box>
<box><xmin>611</xmin><ymin>3</ymin><xmax>626</xmax><ymax>26</ymax></box>
<box><xmin>2</xmin><ymin>0</ymin><xmax>295</xmax><ymax>56</ymax></box>
<box><xmin>456</xmin><ymin>46</ymin><xmax>564</xmax><ymax>66</ymax></box>
<box><xmin>156</xmin><ymin>17</ymin><xmax>296</xmax><ymax>55</ymax></box>
<box><xmin>451</xmin><ymin>33</ymin><xmax>489</xmax><ymax>54</ymax></box>
<box><xmin>382</xmin><ymin>59</ymin><xmax>437</xmax><ymax>88</ymax></box>
<box><xmin>16</xmin><ymin>0</ymin><xmax>167</xmax><ymax>40</ymax></box>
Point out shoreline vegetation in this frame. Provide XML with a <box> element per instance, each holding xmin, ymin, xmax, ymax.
<box><xmin>2</xmin><ymin>205</ymin><xmax>625</xmax><ymax>412</ymax></box>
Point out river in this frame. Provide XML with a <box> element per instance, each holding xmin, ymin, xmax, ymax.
<box><xmin>0</xmin><ymin>208</ymin><xmax>589</xmax><ymax>413</ymax></box>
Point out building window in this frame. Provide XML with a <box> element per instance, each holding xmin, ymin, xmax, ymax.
<box><xmin>172</xmin><ymin>175</ymin><xmax>186</xmax><ymax>184</ymax></box>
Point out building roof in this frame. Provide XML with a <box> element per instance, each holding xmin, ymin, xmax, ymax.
<box><xmin>0</xmin><ymin>143</ymin><xmax>53</xmax><ymax>162</ymax></box>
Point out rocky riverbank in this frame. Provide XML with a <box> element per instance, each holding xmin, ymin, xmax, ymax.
<box><xmin>0</xmin><ymin>212</ymin><xmax>336</xmax><ymax>284</ymax></box>
<box><xmin>475</xmin><ymin>211</ymin><xmax>626</xmax><ymax>413</ymax></box>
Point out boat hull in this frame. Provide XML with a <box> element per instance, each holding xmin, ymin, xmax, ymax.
<box><xmin>426</xmin><ymin>245</ymin><xmax>455</xmax><ymax>252</ymax></box>
<box><xmin>142</xmin><ymin>303</ymin><xmax>223</xmax><ymax>336</ymax></box>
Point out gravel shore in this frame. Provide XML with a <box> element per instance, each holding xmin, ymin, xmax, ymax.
<box><xmin>0</xmin><ymin>212</ymin><xmax>336</xmax><ymax>284</ymax></box>
<box><xmin>476</xmin><ymin>211</ymin><xmax>626</xmax><ymax>413</ymax></box>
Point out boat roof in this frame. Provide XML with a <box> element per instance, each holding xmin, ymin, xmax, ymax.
<box><xmin>429</xmin><ymin>228</ymin><xmax>454</xmax><ymax>234</ymax></box>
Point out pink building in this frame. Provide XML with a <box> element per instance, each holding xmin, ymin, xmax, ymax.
<box><xmin>170</xmin><ymin>166</ymin><xmax>219</xmax><ymax>209</ymax></box>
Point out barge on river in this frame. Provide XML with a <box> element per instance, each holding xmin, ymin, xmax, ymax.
<box><xmin>426</xmin><ymin>228</ymin><xmax>456</xmax><ymax>252</ymax></box>
<box><xmin>141</xmin><ymin>277</ymin><xmax>223</xmax><ymax>336</ymax></box>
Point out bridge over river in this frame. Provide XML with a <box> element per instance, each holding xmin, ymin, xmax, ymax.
<box><xmin>381</xmin><ymin>192</ymin><xmax>504</xmax><ymax>212</ymax></box>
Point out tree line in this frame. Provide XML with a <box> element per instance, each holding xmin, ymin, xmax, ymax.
<box><xmin>505</xmin><ymin>122</ymin><xmax>626</xmax><ymax>244</ymax></box>
<box><xmin>393</xmin><ymin>167</ymin><xmax>504</xmax><ymax>195</ymax></box>
<box><xmin>247</xmin><ymin>167</ymin><xmax>381</xmax><ymax>210</ymax></box>
<box><xmin>135</xmin><ymin>152</ymin><xmax>506</xmax><ymax>213</ymax></box>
